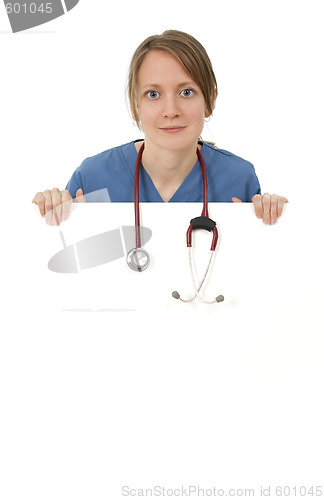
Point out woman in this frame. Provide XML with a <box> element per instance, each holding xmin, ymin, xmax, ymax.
<box><xmin>32</xmin><ymin>30</ymin><xmax>287</xmax><ymax>225</ymax></box>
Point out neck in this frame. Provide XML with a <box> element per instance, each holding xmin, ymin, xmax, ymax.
<box><xmin>137</xmin><ymin>140</ymin><xmax>200</xmax><ymax>201</ymax></box>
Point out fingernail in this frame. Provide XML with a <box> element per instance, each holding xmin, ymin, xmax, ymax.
<box><xmin>271</xmin><ymin>218</ymin><xmax>277</xmax><ymax>224</ymax></box>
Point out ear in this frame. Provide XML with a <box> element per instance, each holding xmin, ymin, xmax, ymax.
<box><xmin>205</xmin><ymin>88</ymin><xmax>217</xmax><ymax>118</ymax></box>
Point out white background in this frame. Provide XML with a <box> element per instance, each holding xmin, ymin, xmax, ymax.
<box><xmin>1</xmin><ymin>1</ymin><xmax>324</xmax><ymax>499</ymax></box>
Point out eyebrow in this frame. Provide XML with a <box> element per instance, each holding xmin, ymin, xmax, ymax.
<box><xmin>141</xmin><ymin>81</ymin><xmax>198</xmax><ymax>90</ymax></box>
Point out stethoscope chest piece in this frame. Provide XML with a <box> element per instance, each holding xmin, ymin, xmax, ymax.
<box><xmin>127</xmin><ymin>248</ymin><xmax>150</xmax><ymax>272</ymax></box>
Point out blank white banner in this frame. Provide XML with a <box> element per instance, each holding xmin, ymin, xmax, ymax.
<box><xmin>1</xmin><ymin>202</ymin><xmax>323</xmax><ymax>499</ymax></box>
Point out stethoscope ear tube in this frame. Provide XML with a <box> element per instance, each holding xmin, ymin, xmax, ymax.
<box><xmin>173</xmin><ymin>227</ymin><xmax>224</xmax><ymax>304</ymax></box>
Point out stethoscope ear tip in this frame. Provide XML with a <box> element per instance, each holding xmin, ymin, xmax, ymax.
<box><xmin>216</xmin><ymin>295</ymin><xmax>224</xmax><ymax>303</ymax></box>
<box><xmin>172</xmin><ymin>291</ymin><xmax>180</xmax><ymax>300</ymax></box>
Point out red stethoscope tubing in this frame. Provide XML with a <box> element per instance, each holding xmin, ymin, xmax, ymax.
<box><xmin>134</xmin><ymin>143</ymin><xmax>144</xmax><ymax>249</ymax></box>
<box><xmin>134</xmin><ymin>142</ymin><xmax>218</xmax><ymax>252</ymax></box>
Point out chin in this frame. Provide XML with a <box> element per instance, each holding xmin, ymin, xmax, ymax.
<box><xmin>164</xmin><ymin>139</ymin><xmax>200</xmax><ymax>152</ymax></box>
<box><xmin>148</xmin><ymin>132</ymin><xmax>200</xmax><ymax>151</ymax></box>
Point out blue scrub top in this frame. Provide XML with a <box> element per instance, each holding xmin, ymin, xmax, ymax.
<box><xmin>66</xmin><ymin>140</ymin><xmax>261</xmax><ymax>202</ymax></box>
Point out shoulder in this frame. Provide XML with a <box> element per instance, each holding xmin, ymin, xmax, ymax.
<box><xmin>69</xmin><ymin>141</ymin><xmax>137</xmax><ymax>195</ymax></box>
<box><xmin>201</xmin><ymin>142</ymin><xmax>260</xmax><ymax>201</ymax></box>
<box><xmin>66</xmin><ymin>141</ymin><xmax>139</xmax><ymax>200</ymax></box>
<box><xmin>78</xmin><ymin>141</ymin><xmax>135</xmax><ymax>171</ymax></box>
<box><xmin>202</xmin><ymin>142</ymin><xmax>255</xmax><ymax>172</ymax></box>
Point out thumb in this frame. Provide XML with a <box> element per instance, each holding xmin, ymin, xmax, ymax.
<box><xmin>75</xmin><ymin>188</ymin><xmax>86</xmax><ymax>203</ymax></box>
<box><xmin>232</xmin><ymin>197</ymin><xmax>243</xmax><ymax>203</ymax></box>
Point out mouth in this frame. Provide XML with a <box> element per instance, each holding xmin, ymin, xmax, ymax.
<box><xmin>160</xmin><ymin>126</ymin><xmax>186</xmax><ymax>134</ymax></box>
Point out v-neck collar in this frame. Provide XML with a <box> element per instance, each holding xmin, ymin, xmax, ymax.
<box><xmin>128</xmin><ymin>141</ymin><xmax>207</xmax><ymax>202</ymax></box>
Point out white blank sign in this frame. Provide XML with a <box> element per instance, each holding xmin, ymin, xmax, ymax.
<box><xmin>1</xmin><ymin>202</ymin><xmax>323</xmax><ymax>499</ymax></box>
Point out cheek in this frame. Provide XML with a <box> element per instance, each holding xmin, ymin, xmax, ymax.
<box><xmin>187</xmin><ymin>106</ymin><xmax>205</xmax><ymax>132</ymax></box>
<box><xmin>137</xmin><ymin>103</ymin><xmax>158</xmax><ymax>128</ymax></box>
<box><xmin>192</xmin><ymin>100</ymin><xmax>208</xmax><ymax>119</ymax></box>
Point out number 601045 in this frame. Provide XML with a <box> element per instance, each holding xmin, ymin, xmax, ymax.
<box><xmin>5</xmin><ymin>3</ymin><xmax>53</xmax><ymax>14</ymax></box>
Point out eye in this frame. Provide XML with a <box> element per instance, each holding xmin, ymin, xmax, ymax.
<box><xmin>146</xmin><ymin>90</ymin><xmax>160</xmax><ymax>99</ymax></box>
<box><xmin>180</xmin><ymin>89</ymin><xmax>195</xmax><ymax>97</ymax></box>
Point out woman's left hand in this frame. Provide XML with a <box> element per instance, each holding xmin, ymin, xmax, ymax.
<box><xmin>232</xmin><ymin>194</ymin><xmax>288</xmax><ymax>224</ymax></box>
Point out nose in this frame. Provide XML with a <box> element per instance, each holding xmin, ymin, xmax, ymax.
<box><xmin>162</xmin><ymin>96</ymin><xmax>181</xmax><ymax>119</ymax></box>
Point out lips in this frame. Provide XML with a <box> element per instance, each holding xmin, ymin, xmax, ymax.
<box><xmin>160</xmin><ymin>126</ymin><xmax>186</xmax><ymax>133</ymax></box>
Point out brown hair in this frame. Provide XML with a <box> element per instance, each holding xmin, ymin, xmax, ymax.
<box><xmin>127</xmin><ymin>30</ymin><xmax>218</xmax><ymax>129</ymax></box>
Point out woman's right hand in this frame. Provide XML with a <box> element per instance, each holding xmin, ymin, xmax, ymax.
<box><xmin>32</xmin><ymin>188</ymin><xmax>85</xmax><ymax>225</ymax></box>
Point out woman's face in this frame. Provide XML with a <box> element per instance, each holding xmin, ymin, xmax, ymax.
<box><xmin>136</xmin><ymin>49</ymin><xmax>210</xmax><ymax>152</ymax></box>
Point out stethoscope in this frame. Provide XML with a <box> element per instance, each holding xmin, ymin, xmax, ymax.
<box><xmin>126</xmin><ymin>142</ymin><xmax>224</xmax><ymax>304</ymax></box>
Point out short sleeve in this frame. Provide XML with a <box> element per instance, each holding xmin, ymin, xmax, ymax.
<box><xmin>248</xmin><ymin>174</ymin><xmax>261</xmax><ymax>202</ymax></box>
<box><xmin>65</xmin><ymin>167</ymin><xmax>84</xmax><ymax>199</ymax></box>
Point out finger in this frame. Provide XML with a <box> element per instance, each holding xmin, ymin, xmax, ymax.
<box><xmin>261</xmin><ymin>193</ymin><xmax>271</xmax><ymax>224</ymax></box>
<box><xmin>252</xmin><ymin>194</ymin><xmax>263</xmax><ymax>219</ymax></box>
<box><xmin>42</xmin><ymin>190</ymin><xmax>55</xmax><ymax>225</ymax></box>
<box><xmin>75</xmin><ymin>188</ymin><xmax>86</xmax><ymax>203</ymax></box>
<box><xmin>61</xmin><ymin>190</ymin><xmax>73</xmax><ymax>221</ymax></box>
<box><xmin>32</xmin><ymin>192</ymin><xmax>46</xmax><ymax>218</ymax></box>
<box><xmin>51</xmin><ymin>188</ymin><xmax>62</xmax><ymax>226</ymax></box>
<box><xmin>270</xmin><ymin>194</ymin><xmax>279</xmax><ymax>224</ymax></box>
<box><xmin>232</xmin><ymin>197</ymin><xmax>243</xmax><ymax>203</ymax></box>
<box><xmin>277</xmin><ymin>196</ymin><xmax>288</xmax><ymax>217</ymax></box>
